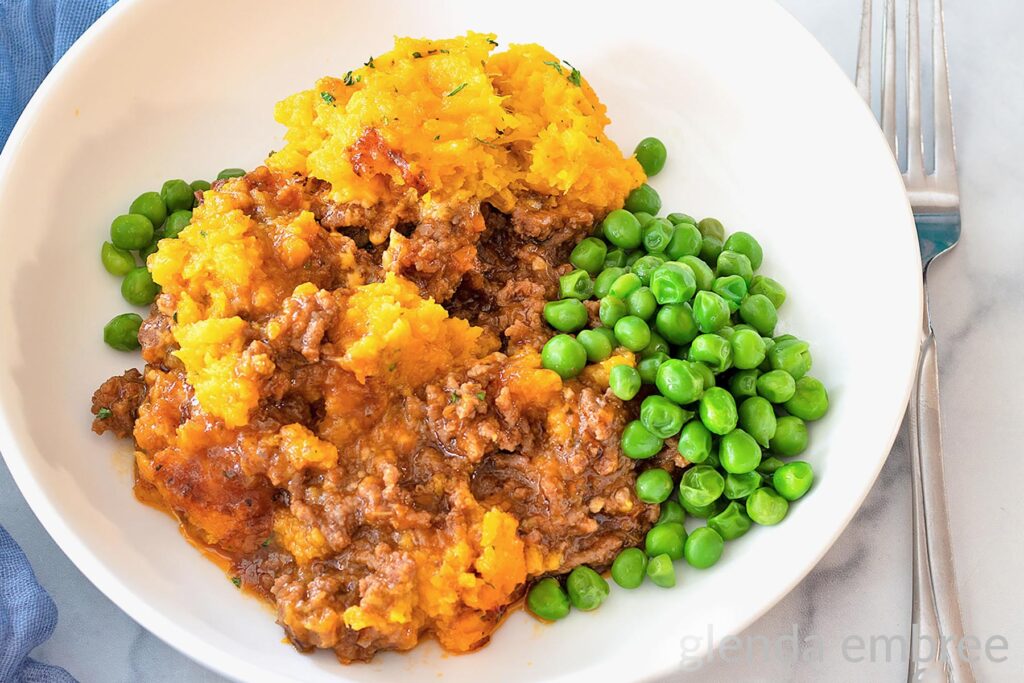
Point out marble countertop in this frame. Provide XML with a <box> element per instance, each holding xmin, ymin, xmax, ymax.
<box><xmin>2</xmin><ymin>1</ymin><xmax>1022</xmax><ymax>680</ymax></box>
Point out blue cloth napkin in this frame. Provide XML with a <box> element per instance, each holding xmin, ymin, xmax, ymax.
<box><xmin>2</xmin><ymin>4</ymin><xmax>116</xmax><ymax>680</ymax></box>
<box><xmin>0</xmin><ymin>527</ymin><xmax>76</xmax><ymax>682</ymax></box>
<box><xmin>0</xmin><ymin>0</ymin><xmax>116</xmax><ymax>149</ymax></box>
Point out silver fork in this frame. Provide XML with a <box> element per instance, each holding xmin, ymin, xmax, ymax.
<box><xmin>856</xmin><ymin>1</ymin><xmax>972</xmax><ymax>681</ymax></box>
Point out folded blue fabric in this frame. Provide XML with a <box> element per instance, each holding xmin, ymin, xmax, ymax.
<box><xmin>0</xmin><ymin>0</ymin><xmax>117</xmax><ymax>149</ymax></box>
<box><xmin>0</xmin><ymin>527</ymin><xmax>76</xmax><ymax>682</ymax></box>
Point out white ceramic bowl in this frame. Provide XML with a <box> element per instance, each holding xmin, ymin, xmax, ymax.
<box><xmin>0</xmin><ymin>0</ymin><xmax>922</xmax><ymax>681</ymax></box>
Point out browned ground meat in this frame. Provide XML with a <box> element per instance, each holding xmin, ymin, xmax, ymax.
<box><xmin>91</xmin><ymin>369</ymin><xmax>146</xmax><ymax>438</ymax></box>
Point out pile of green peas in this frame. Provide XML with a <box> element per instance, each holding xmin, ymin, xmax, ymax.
<box><xmin>100</xmin><ymin>169</ymin><xmax>245</xmax><ymax>351</ymax></box>
<box><xmin>529</xmin><ymin>137</ymin><xmax>828</xmax><ymax>617</ymax></box>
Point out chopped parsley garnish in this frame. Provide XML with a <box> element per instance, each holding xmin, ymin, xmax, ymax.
<box><xmin>231</xmin><ymin>576</ymin><xmax>242</xmax><ymax>588</ymax></box>
<box><xmin>543</xmin><ymin>60</ymin><xmax>563</xmax><ymax>75</ymax></box>
<box><xmin>261</xmin><ymin>538</ymin><xmax>270</xmax><ymax>548</ymax></box>
<box><xmin>449</xmin><ymin>392</ymin><xmax>460</xmax><ymax>404</ymax></box>
<box><xmin>342</xmin><ymin>71</ymin><xmax>361</xmax><ymax>86</ymax></box>
<box><xmin>387</xmin><ymin>362</ymin><xmax>397</xmax><ymax>372</ymax></box>
<box><xmin>565</xmin><ymin>61</ymin><xmax>582</xmax><ymax>86</ymax></box>
<box><xmin>412</xmin><ymin>51</ymin><xmax>423</xmax><ymax>59</ymax></box>
<box><xmin>446</xmin><ymin>82</ymin><xmax>468</xmax><ymax>97</ymax></box>
<box><xmin>96</xmin><ymin>407</ymin><xmax>112</xmax><ymax>420</ymax></box>
<box><xmin>433</xmin><ymin>134</ymin><xmax>441</xmax><ymax>141</ymax></box>
<box><xmin>320</xmin><ymin>91</ymin><xmax>335</xmax><ymax>104</ymax></box>
<box><xmin>475</xmin><ymin>392</ymin><xmax>486</xmax><ymax>401</ymax></box>
<box><xmin>364</xmin><ymin>56</ymin><xmax>375</xmax><ymax>68</ymax></box>
<box><xmin>439</xmin><ymin>49</ymin><xmax>450</xmax><ymax>54</ymax></box>
<box><xmin>487</xmin><ymin>38</ymin><xmax>499</xmax><ymax>46</ymax></box>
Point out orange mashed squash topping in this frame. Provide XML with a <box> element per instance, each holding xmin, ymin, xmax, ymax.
<box><xmin>95</xmin><ymin>32</ymin><xmax>653</xmax><ymax>665</ymax></box>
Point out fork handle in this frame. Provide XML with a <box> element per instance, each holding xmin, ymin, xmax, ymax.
<box><xmin>908</xmin><ymin>307</ymin><xmax>975</xmax><ymax>682</ymax></box>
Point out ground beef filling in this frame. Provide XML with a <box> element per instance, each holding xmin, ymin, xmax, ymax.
<box><xmin>91</xmin><ymin>169</ymin><xmax>657</xmax><ymax>664</ymax></box>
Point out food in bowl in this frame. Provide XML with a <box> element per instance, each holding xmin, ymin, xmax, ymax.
<box><xmin>90</xmin><ymin>32</ymin><xmax>828</xmax><ymax>664</ymax></box>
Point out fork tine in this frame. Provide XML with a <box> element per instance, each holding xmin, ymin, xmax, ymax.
<box><xmin>855</xmin><ymin>0</ymin><xmax>873</xmax><ymax>103</ymax></box>
<box><xmin>905</xmin><ymin>0</ymin><xmax>925</xmax><ymax>181</ymax></box>
<box><xmin>932</xmin><ymin>0</ymin><xmax>957</xmax><ymax>177</ymax></box>
<box><xmin>881</xmin><ymin>0</ymin><xmax>898</xmax><ymax>155</ymax></box>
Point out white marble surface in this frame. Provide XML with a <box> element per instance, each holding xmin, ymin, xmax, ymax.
<box><xmin>2</xmin><ymin>1</ymin><xmax>1022</xmax><ymax>681</ymax></box>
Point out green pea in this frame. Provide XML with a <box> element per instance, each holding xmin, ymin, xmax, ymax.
<box><xmin>708</xmin><ymin>501</ymin><xmax>753</xmax><ymax>540</ymax></box>
<box><xmin>655</xmin><ymin>303</ymin><xmax>699</xmax><ymax>345</ymax></box>
<box><xmin>769</xmin><ymin>339</ymin><xmax>812</xmax><ymax>380</ymax></box>
<box><xmin>163</xmin><ymin>209</ymin><xmax>192</xmax><ymax>239</ymax></box>
<box><xmin>160</xmin><ymin>179</ymin><xmax>195</xmax><ymax>213</ymax></box>
<box><xmin>637</xmin><ymin>352</ymin><xmax>669</xmax><ymax>384</ymax></box>
<box><xmin>784</xmin><ymin>376</ymin><xmax>829</xmax><ymax>421</ymax></box>
<box><xmin>677</xmin><ymin>420</ymin><xmax>713</xmax><ymax>464</ymax></box>
<box><xmin>657</xmin><ymin>500</ymin><xmax>686</xmax><ymax>526</ymax></box>
<box><xmin>723</xmin><ymin>231</ymin><xmax>764</xmax><ymax>270</ymax></box>
<box><xmin>757</xmin><ymin>370</ymin><xmax>796</xmax><ymax>403</ymax></box>
<box><xmin>724</xmin><ymin>471</ymin><xmax>762</xmax><ymax>500</ymax></box>
<box><xmin>750</xmin><ymin>275</ymin><xmax>787</xmax><ymax>309</ymax></box>
<box><xmin>121</xmin><ymin>267</ymin><xmax>160</xmax><ymax>306</ymax></box>
<box><xmin>594</xmin><ymin>268</ymin><xmax>625</xmax><ymax>299</ymax></box>
<box><xmin>190</xmin><ymin>179</ymin><xmax>211</xmax><ymax>193</ymax></box>
<box><xmin>566</xmin><ymin>566</ymin><xmax>609</xmax><ymax>611</ymax></box>
<box><xmin>625</xmin><ymin>250</ymin><xmax>644</xmax><ymax>267</ymax></box>
<box><xmin>642</xmin><ymin>220</ymin><xmax>674</xmax><ymax>254</ymax></box>
<box><xmin>774</xmin><ymin>462</ymin><xmax>815</xmax><ymax>501</ymax></box>
<box><xmin>626</xmin><ymin>287</ymin><xmax>658</xmax><ymax>320</ymax></box>
<box><xmin>690</xmin><ymin>361</ymin><xmax>716</xmax><ymax>389</ymax></box>
<box><xmin>667</xmin><ymin>212</ymin><xmax>696</xmax><ymax>226</ymax></box>
<box><xmin>716</xmin><ymin>251</ymin><xmax>754</xmax><ymax>287</ymax></box>
<box><xmin>636</xmin><ymin>468</ymin><xmax>676</xmax><ymax>504</ymax></box>
<box><xmin>679</xmin><ymin>255</ymin><xmax>715</xmax><ymax>291</ymax></box>
<box><xmin>700</xmin><ymin>236</ymin><xmax>723</xmax><ymax>264</ymax></box>
<box><xmin>110</xmin><ymin>214</ymin><xmax>155</xmax><ymax>251</ymax></box>
<box><xmin>569</xmin><ymin>237</ymin><xmax>608</xmax><ymax>275</ymax></box>
<box><xmin>609</xmin><ymin>272</ymin><xmax>642</xmax><ymax>300</ymax></box>
<box><xmin>527</xmin><ymin>577</ymin><xmax>570</xmax><ymax>620</ymax></box>
<box><xmin>739</xmin><ymin>294</ymin><xmax>778</xmax><ymax>336</ymax></box>
<box><xmin>645</xmin><ymin>522</ymin><xmax>686</xmax><ymax>560</ymax></box>
<box><xmin>613</xmin><ymin>315</ymin><xmax>651</xmax><ymax>352</ymax></box>
<box><xmin>688</xmin><ymin>334</ymin><xmax>733</xmax><ymax>373</ymax></box>
<box><xmin>602</xmin><ymin>209</ymin><xmax>643</xmax><ymax>249</ymax></box>
<box><xmin>611</xmin><ymin>547</ymin><xmax>648</xmax><ymax>589</ymax></box>
<box><xmin>738</xmin><ymin>396</ymin><xmax>778</xmax><ymax>448</ymax></box>
<box><xmin>717</xmin><ymin>325</ymin><xmax>736</xmax><ymax>340</ymax></box>
<box><xmin>774</xmin><ymin>334</ymin><xmax>798</xmax><ymax>344</ymax></box>
<box><xmin>692</xmin><ymin>290</ymin><xmax>730</xmax><ymax>333</ymax></box>
<box><xmin>665</xmin><ymin>223</ymin><xmax>702</xmax><ymax>260</ymax></box>
<box><xmin>599</xmin><ymin>296</ymin><xmax>627</xmax><ymax>327</ymax></box>
<box><xmin>730</xmin><ymin>328</ymin><xmax>767</xmax><ymax>370</ymax></box>
<box><xmin>101</xmin><ymin>241</ymin><xmax>136</xmax><ymax>276</ymax></box>
<box><xmin>593</xmin><ymin>326</ymin><xmax>617</xmax><ymax>347</ymax></box>
<box><xmin>711</xmin><ymin>275</ymin><xmax>748</xmax><ymax>312</ymax></box>
<box><xmin>679</xmin><ymin>465</ymin><xmax>725</xmax><ymax>508</ymax></box>
<box><xmin>559</xmin><ymin>269</ymin><xmax>594</xmax><ymax>300</ymax></box>
<box><xmin>649</xmin><ymin>262</ymin><xmax>697</xmax><ymax>305</ymax></box>
<box><xmin>129</xmin><ymin>191</ymin><xmax>167</xmax><ymax>228</ymax></box>
<box><xmin>139</xmin><ymin>239</ymin><xmax>160</xmax><ymax>262</ymax></box>
<box><xmin>697</xmin><ymin>217</ymin><xmax>725</xmax><ymax>241</ymax></box>
<box><xmin>544</xmin><ymin>299</ymin><xmax>589</xmax><ymax>332</ymax></box>
<box><xmin>103</xmin><ymin>312</ymin><xmax>143</xmax><ymax>351</ymax></box>
<box><xmin>634</xmin><ymin>137</ymin><xmax>667</xmax><ymax>176</ymax></box>
<box><xmin>624</xmin><ymin>183</ymin><xmax>662</xmax><ymax>215</ymax></box>
<box><xmin>641</xmin><ymin>395</ymin><xmax>689</xmax><ymax>439</ymax></box>
<box><xmin>609</xmin><ymin>364</ymin><xmax>642</xmax><ymax>400</ymax></box>
<box><xmin>729</xmin><ymin>369</ymin><xmax>761</xmax><ymax>398</ymax></box>
<box><xmin>680</xmin><ymin>496</ymin><xmax>724</xmax><ymax>519</ymax></box>
<box><xmin>632</xmin><ymin>211</ymin><xmax>655</xmax><ymax>227</ymax></box>
<box><xmin>757</xmin><ymin>456</ymin><xmax>785</xmax><ymax>475</ymax></box>
<box><xmin>699</xmin><ymin>387</ymin><xmax>738</xmax><ymax>435</ymax></box>
<box><xmin>771</xmin><ymin>416</ymin><xmax>809</xmax><ymax>456</ymax></box>
<box><xmin>746</xmin><ymin>487</ymin><xmax>789</xmax><ymax>525</ymax></box>
<box><xmin>719</xmin><ymin>429</ymin><xmax>762</xmax><ymax>474</ymax></box>
<box><xmin>217</xmin><ymin>168</ymin><xmax>246</xmax><ymax>180</ymax></box>
<box><xmin>640</xmin><ymin>331</ymin><xmax>670</xmax><ymax>358</ymax></box>
<box><xmin>629</xmin><ymin>254</ymin><xmax>665</xmax><ymax>286</ymax></box>
<box><xmin>684</xmin><ymin>527</ymin><xmax>724</xmax><ymax>569</ymax></box>
<box><xmin>577</xmin><ymin>329</ymin><xmax>613</xmax><ymax>362</ymax></box>
<box><xmin>621</xmin><ymin>420</ymin><xmax>664</xmax><ymax>459</ymax></box>
<box><xmin>646</xmin><ymin>553</ymin><xmax>676</xmax><ymax>588</ymax></box>
<box><xmin>603</xmin><ymin>249</ymin><xmax>628</xmax><ymax>269</ymax></box>
<box><xmin>656</xmin><ymin>359</ymin><xmax>704</xmax><ymax>405</ymax></box>
<box><xmin>541</xmin><ymin>334</ymin><xmax>588</xmax><ymax>379</ymax></box>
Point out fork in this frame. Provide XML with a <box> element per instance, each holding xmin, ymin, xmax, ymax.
<box><xmin>856</xmin><ymin>1</ymin><xmax>972</xmax><ymax>681</ymax></box>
